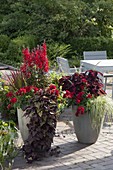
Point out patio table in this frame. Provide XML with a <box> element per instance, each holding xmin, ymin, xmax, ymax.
<box><xmin>80</xmin><ymin>59</ymin><xmax>113</xmax><ymax>73</ymax></box>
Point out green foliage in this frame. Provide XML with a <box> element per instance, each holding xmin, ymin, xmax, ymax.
<box><xmin>1</xmin><ymin>35</ymin><xmax>37</xmax><ymax>67</ymax></box>
<box><xmin>49</xmin><ymin>71</ymin><xmax>63</xmax><ymax>88</ymax></box>
<box><xmin>6</xmin><ymin>71</ymin><xmax>27</xmax><ymax>91</ymax></box>
<box><xmin>0</xmin><ymin>120</ymin><xmax>18</xmax><ymax>170</ymax></box>
<box><xmin>47</xmin><ymin>43</ymin><xmax>72</xmax><ymax>68</ymax></box>
<box><xmin>0</xmin><ymin>77</ymin><xmax>17</xmax><ymax>123</ymax></box>
<box><xmin>70</xmin><ymin>37</ymin><xmax>113</xmax><ymax>60</ymax></box>
<box><xmin>0</xmin><ymin>0</ymin><xmax>32</xmax><ymax>38</ymax></box>
<box><xmin>49</xmin><ymin>71</ymin><xmax>68</xmax><ymax>113</ymax></box>
<box><xmin>0</xmin><ymin>34</ymin><xmax>10</xmax><ymax>52</ymax></box>
<box><xmin>12</xmin><ymin>35</ymin><xmax>37</xmax><ymax>49</ymax></box>
<box><xmin>91</xmin><ymin>0</ymin><xmax>113</xmax><ymax>37</ymax></box>
<box><xmin>1</xmin><ymin>0</ymin><xmax>113</xmax><ymax>41</ymax></box>
<box><xmin>1</xmin><ymin>0</ymin><xmax>113</xmax><ymax>66</ymax></box>
<box><xmin>0</xmin><ymin>34</ymin><xmax>10</xmax><ymax>63</ymax></box>
<box><xmin>7</xmin><ymin>35</ymin><xmax>36</xmax><ymax>61</ymax></box>
<box><xmin>86</xmin><ymin>96</ymin><xmax>113</xmax><ymax>130</ymax></box>
<box><xmin>0</xmin><ymin>53</ymin><xmax>7</xmax><ymax>64</ymax></box>
<box><xmin>6</xmin><ymin>40</ymin><xmax>22</xmax><ymax>64</ymax></box>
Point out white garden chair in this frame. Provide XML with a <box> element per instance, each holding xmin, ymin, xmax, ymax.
<box><xmin>83</xmin><ymin>51</ymin><xmax>107</xmax><ymax>60</ymax></box>
<box><xmin>56</xmin><ymin>57</ymin><xmax>78</xmax><ymax>75</ymax></box>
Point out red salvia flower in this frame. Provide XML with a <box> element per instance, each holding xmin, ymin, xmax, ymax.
<box><xmin>63</xmin><ymin>90</ymin><xmax>74</xmax><ymax>98</ymax></box>
<box><xmin>76</xmin><ymin>99</ymin><xmax>81</xmax><ymax>104</ymax></box>
<box><xmin>50</xmin><ymin>89</ymin><xmax>59</xmax><ymax>97</ymax></box>
<box><xmin>6</xmin><ymin>92</ymin><xmax>13</xmax><ymax>98</ymax></box>
<box><xmin>76</xmin><ymin>106</ymin><xmax>85</xmax><ymax>116</ymax></box>
<box><xmin>49</xmin><ymin>84</ymin><xmax>57</xmax><ymax>90</ymax></box>
<box><xmin>7</xmin><ymin>104</ymin><xmax>11</xmax><ymax>109</ymax></box>
<box><xmin>24</xmin><ymin>86</ymin><xmax>32</xmax><ymax>93</ymax></box>
<box><xmin>16</xmin><ymin>88</ymin><xmax>27</xmax><ymax>95</ymax></box>
<box><xmin>86</xmin><ymin>94</ymin><xmax>92</xmax><ymax>98</ymax></box>
<box><xmin>10</xmin><ymin>98</ymin><xmax>17</xmax><ymax>104</ymax></box>
<box><xmin>31</xmin><ymin>86</ymin><xmax>39</xmax><ymax>93</ymax></box>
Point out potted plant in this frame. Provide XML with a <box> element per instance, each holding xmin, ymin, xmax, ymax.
<box><xmin>22</xmin><ymin>85</ymin><xmax>59</xmax><ymax>162</ymax></box>
<box><xmin>59</xmin><ymin>70</ymin><xmax>113</xmax><ymax>144</ymax></box>
<box><xmin>4</xmin><ymin>42</ymin><xmax>61</xmax><ymax>163</ymax></box>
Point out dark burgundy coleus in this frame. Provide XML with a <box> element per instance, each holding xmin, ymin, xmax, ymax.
<box><xmin>59</xmin><ymin>70</ymin><xmax>106</xmax><ymax>116</ymax></box>
<box><xmin>59</xmin><ymin>70</ymin><xmax>106</xmax><ymax>97</ymax></box>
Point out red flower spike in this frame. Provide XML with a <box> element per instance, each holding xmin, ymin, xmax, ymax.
<box><xmin>20</xmin><ymin>41</ymin><xmax>49</xmax><ymax>77</ymax></box>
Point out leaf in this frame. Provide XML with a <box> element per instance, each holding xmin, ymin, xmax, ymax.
<box><xmin>38</xmin><ymin>110</ymin><xmax>43</xmax><ymax>117</ymax></box>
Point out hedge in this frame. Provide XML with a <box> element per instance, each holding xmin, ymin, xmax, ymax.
<box><xmin>69</xmin><ymin>37</ymin><xmax>113</xmax><ymax>60</ymax></box>
<box><xmin>1</xmin><ymin>36</ymin><xmax>113</xmax><ymax>68</ymax></box>
<box><xmin>0</xmin><ymin>34</ymin><xmax>10</xmax><ymax>53</ymax></box>
<box><xmin>0</xmin><ymin>35</ymin><xmax>37</xmax><ymax>67</ymax></box>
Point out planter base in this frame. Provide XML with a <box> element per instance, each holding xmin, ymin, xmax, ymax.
<box><xmin>72</xmin><ymin>106</ymin><xmax>103</xmax><ymax>144</ymax></box>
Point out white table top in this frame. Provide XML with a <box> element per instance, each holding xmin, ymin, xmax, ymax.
<box><xmin>80</xmin><ymin>59</ymin><xmax>113</xmax><ymax>73</ymax></box>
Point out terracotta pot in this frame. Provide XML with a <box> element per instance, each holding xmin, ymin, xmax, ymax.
<box><xmin>72</xmin><ymin>105</ymin><xmax>104</xmax><ymax>144</ymax></box>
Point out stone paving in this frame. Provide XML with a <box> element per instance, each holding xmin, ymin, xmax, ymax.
<box><xmin>13</xmin><ymin>107</ymin><xmax>113</xmax><ymax>170</ymax></box>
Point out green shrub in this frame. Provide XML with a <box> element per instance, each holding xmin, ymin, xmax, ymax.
<box><xmin>6</xmin><ymin>41</ymin><xmax>22</xmax><ymax>63</ymax></box>
<box><xmin>12</xmin><ymin>35</ymin><xmax>37</xmax><ymax>49</ymax></box>
<box><xmin>0</xmin><ymin>34</ymin><xmax>10</xmax><ymax>53</ymax></box>
<box><xmin>4</xmin><ymin>35</ymin><xmax>37</xmax><ymax>67</ymax></box>
<box><xmin>0</xmin><ymin>52</ymin><xmax>7</xmax><ymax>63</ymax></box>
<box><xmin>69</xmin><ymin>37</ymin><xmax>113</xmax><ymax>59</ymax></box>
<box><xmin>47</xmin><ymin>42</ymin><xmax>79</xmax><ymax>68</ymax></box>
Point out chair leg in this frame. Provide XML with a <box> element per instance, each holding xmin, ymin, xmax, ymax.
<box><xmin>104</xmin><ymin>77</ymin><xmax>107</xmax><ymax>91</ymax></box>
<box><xmin>112</xmin><ymin>78</ymin><xmax>113</xmax><ymax>99</ymax></box>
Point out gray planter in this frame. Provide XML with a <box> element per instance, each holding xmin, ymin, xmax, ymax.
<box><xmin>72</xmin><ymin>106</ymin><xmax>104</xmax><ymax>144</ymax></box>
<box><xmin>17</xmin><ymin>108</ymin><xmax>30</xmax><ymax>141</ymax></box>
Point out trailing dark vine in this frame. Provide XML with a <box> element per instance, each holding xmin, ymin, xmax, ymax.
<box><xmin>22</xmin><ymin>88</ymin><xmax>58</xmax><ymax>163</ymax></box>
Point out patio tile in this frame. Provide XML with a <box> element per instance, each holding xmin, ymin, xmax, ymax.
<box><xmin>12</xmin><ymin>95</ymin><xmax>113</xmax><ymax>170</ymax></box>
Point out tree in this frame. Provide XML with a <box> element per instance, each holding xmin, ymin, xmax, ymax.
<box><xmin>1</xmin><ymin>0</ymin><xmax>113</xmax><ymax>43</ymax></box>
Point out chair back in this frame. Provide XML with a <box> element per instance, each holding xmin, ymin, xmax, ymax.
<box><xmin>83</xmin><ymin>51</ymin><xmax>107</xmax><ymax>60</ymax></box>
<box><xmin>56</xmin><ymin>57</ymin><xmax>70</xmax><ymax>74</ymax></box>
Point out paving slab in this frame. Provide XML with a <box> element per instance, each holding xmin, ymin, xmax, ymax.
<box><xmin>13</xmin><ymin>131</ymin><xmax>113</xmax><ymax>170</ymax></box>
<box><xmin>12</xmin><ymin>107</ymin><xmax>113</xmax><ymax>170</ymax></box>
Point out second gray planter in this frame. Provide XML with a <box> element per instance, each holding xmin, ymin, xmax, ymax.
<box><xmin>72</xmin><ymin>106</ymin><xmax>103</xmax><ymax>144</ymax></box>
